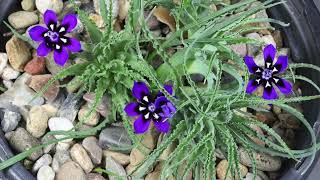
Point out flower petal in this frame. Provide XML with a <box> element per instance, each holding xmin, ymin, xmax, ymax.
<box><xmin>273</xmin><ymin>55</ymin><xmax>288</xmax><ymax>74</ymax></box>
<box><xmin>124</xmin><ymin>102</ymin><xmax>139</xmax><ymax>117</ymax></box>
<box><xmin>246</xmin><ymin>79</ymin><xmax>261</xmax><ymax>94</ymax></box>
<box><xmin>164</xmin><ymin>84</ymin><xmax>173</xmax><ymax>95</ymax></box>
<box><xmin>134</xmin><ymin>115</ymin><xmax>151</xmax><ymax>134</ymax></box>
<box><xmin>264</xmin><ymin>44</ymin><xmax>276</xmax><ymax>69</ymax></box>
<box><xmin>44</xmin><ymin>10</ymin><xmax>58</xmax><ymax>28</ymax></box>
<box><xmin>28</xmin><ymin>25</ymin><xmax>48</xmax><ymax>41</ymax></box>
<box><xmin>37</xmin><ymin>42</ymin><xmax>52</xmax><ymax>57</ymax></box>
<box><xmin>244</xmin><ymin>56</ymin><xmax>262</xmax><ymax>74</ymax></box>
<box><xmin>60</xmin><ymin>14</ymin><xmax>78</xmax><ymax>33</ymax></box>
<box><xmin>65</xmin><ymin>37</ymin><xmax>82</xmax><ymax>52</ymax></box>
<box><xmin>155</xmin><ymin>96</ymin><xmax>168</xmax><ymax>108</ymax></box>
<box><xmin>132</xmin><ymin>82</ymin><xmax>150</xmax><ymax>100</ymax></box>
<box><xmin>154</xmin><ymin>120</ymin><xmax>170</xmax><ymax>133</ymax></box>
<box><xmin>53</xmin><ymin>47</ymin><xmax>69</xmax><ymax>66</ymax></box>
<box><xmin>263</xmin><ymin>85</ymin><xmax>278</xmax><ymax>100</ymax></box>
<box><xmin>273</xmin><ymin>77</ymin><xmax>292</xmax><ymax>94</ymax></box>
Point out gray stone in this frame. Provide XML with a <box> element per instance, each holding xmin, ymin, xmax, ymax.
<box><xmin>2</xmin><ymin>80</ymin><xmax>13</xmax><ymax>89</ymax></box>
<box><xmin>56</xmin><ymin>161</ymin><xmax>86</xmax><ymax>180</ymax></box>
<box><xmin>8</xmin><ymin>11</ymin><xmax>38</xmax><ymax>29</ymax></box>
<box><xmin>82</xmin><ymin>136</ymin><xmax>102</xmax><ymax>164</ymax></box>
<box><xmin>0</xmin><ymin>53</ymin><xmax>8</xmax><ymax>75</ymax></box>
<box><xmin>48</xmin><ymin>117</ymin><xmax>74</xmax><ymax>142</ymax></box>
<box><xmin>9</xmin><ymin>127</ymin><xmax>43</xmax><ymax>161</ymax></box>
<box><xmin>0</xmin><ymin>108</ymin><xmax>21</xmax><ymax>132</ymax></box>
<box><xmin>57</xmin><ymin>94</ymin><xmax>83</xmax><ymax>122</ymax></box>
<box><xmin>99</xmin><ymin>126</ymin><xmax>132</xmax><ymax>149</ymax></box>
<box><xmin>87</xmin><ymin>173</ymin><xmax>106</xmax><ymax>180</ymax></box>
<box><xmin>239</xmin><ymin>147</ymin><xmax>281</xmax><ymax>171</ymax></box>
<box><xmin>230</xmin><ymin>44</ymin><xmax>247</xmax><ymax>57</ymax></box>
<box><xmin>21</xmin><ymin>0</ymin><xmax>35</xmax><ymax>11</ymax></box>
<box><xmin>37</xmin><ymin>165</ymin><xmax>55</xmax><ymax>180</ymax></box>
<box><xmin>52</xmin><ymin>150</ymin><xmax>71</xmax><ymax>172</ymax></box>
<box><xmin>245</xmin><ymin>32</ymin><xmax>262</xmax><ymax>56</ymax></box>
<box><xmin>244</xmin><ymin>173</ymin><xmax>262</xmax><ymax>180</ymax></box>
<box><xmin>78</xmin><ymin>104</ymin><xmax>100</xmax><ymax>126</ymax></box>
<box><xmin>36</xmin><ymin>0</ymin><xmax>64</xmax><ymax>14</ymax></box>
<box><xmin>32</xmin><ymin>154</ymin><xmax>52</xmax><ymax>172</ymax></box>
<box><xmin>27</xmin><ymin>106</ymin><xmax>49</xmax><ymax>137</ymax></box>
<box><xmin>70</xmin><ymin>143</ymin><xmax>94</xmax><ymax>173</ymax></box>
<box><xmin>0</xmin><ymin>73</ymin><xmax>44</xmax><ymax>108</ymax></box>
<box><xmin>83</xmin><ymin>93</ymin><xmax>111</xmax><ymax>117</ymax></box>
<box><xmin>105</xmin><ymin>156</ymin><xmax>127</xmax><ymax>180</ymax></box>
<box><xmin>41</xmin><ymin>135</ymin><xmax>56</xmax><ymax>154</ymax></box>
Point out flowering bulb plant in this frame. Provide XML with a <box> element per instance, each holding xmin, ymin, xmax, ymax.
<box><xmin>28</xmin><ymin>10</ymin><xmax>81</xmax><ymax>66</ymax></box>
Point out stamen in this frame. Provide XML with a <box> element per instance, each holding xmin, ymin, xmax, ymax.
<box><xmin>153</xmin><ymin>113</ymin><xmax>159</xmax><ymax>119</ymax></box>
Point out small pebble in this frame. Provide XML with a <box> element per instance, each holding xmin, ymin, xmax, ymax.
<box><xmin>8</xmin><ymin>11</ymin><xmax>38</xmax><ymax>29</ymax></box>
<box><xmin>0</xmin><ymin>109</ymin><xmax>21</xmax><ymax>132</ymax></box>
<box><xmin>36</xmin><ymin>0</ymin><xmax>64</xmax><ymax>14</ymax></box>
<box><xmin>48</xmin><ymin>117</ymin><xmax>74</xmax><ymax>142</ymax></box>
<box><xmin>82</xmin><ymin>136</ymin><xmax>102</xmax><ymax>165</ymax></box>
<box><xmin>70</xmin><ymin>143</ymin><xmax>94</xmax><ymax>173</ymax></box>
<box><xmin>32</xmin><ymin>154</ymin><xmax>52</xmax><ymax>172</ymax></box>
<box><xmin>0</xmin><ymin>53</ymin><xmax>8</xmax><ymax>75</ymax></box>
<box><xmin>1</xmin><ymin>66</ymin><xmax>20</xmax><ymax>80</ymax></box>
<box><xmin>78</xmin><ymin>105</ymin><xmax>100</xmax><ymax>126</ymax></box>
<box><xmin>21</xmin><ymin>0</ymin><xmax>35</xmax><ymax>11</ymax></box>
<box><xmin>56</xmin><ymin>161</ymin><xmax>86</xmax><ymax>180</ymax></box>
<box><xmin>105</xmin><ymin>156</ymin><xmax>127</xmax><ymax>180</ymax></box>
<box><xmin>37</xmin><ymin>165</ymin><xmax>55</xmax><ymax>180</ymax></box>
<box><xmin>27</xmin><ymin>105</ymin><xmax>49</xmax><ymax>138</ymax></box>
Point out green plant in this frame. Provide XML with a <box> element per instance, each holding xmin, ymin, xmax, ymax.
<box><xmin>2</xmin><ymin>0</ymin><xmax>320</xmax><ymax>180</ymax></box>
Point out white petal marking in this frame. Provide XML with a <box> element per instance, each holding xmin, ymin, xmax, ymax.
<box><xmin>256</xmin><ymin>69</ymin><xmax>261</xmax><ymax>73</ymax></box>
<box><xmin>55</xmin><ymin>44</ymin><xmax>61</xmax><ymax>50</ymax></box>
<box><xmin>139</xmin><ymin>106</ymin><xmax>146</xmax><ymax>111</ymax></box>
<box><xmin>60</xmin><ymin>38</ymin><xmax>67</xmax><ymax>43</ymax></box>
<box><xmin>43</xmin><ymin>33</ymin><xmax>48</xmax><ymax>37</ymax></box>
<box><xmin>59</xmin><ymin>27</ymin><xmax>65</xmax><ymax>33</ymax></box>
<box><xmin>265</xmin><ymin>81</ymin><xmax>271</xmax><ymax>88</ymax></box>
<box><xmin>266</xmin><ymin>62</ymin><xmax>271</xmax><ymax>68</ymax></box>
<box><xmin>272</xmin><ymin>67</ymin><xmax>278</xmax><ymax>73</ymax></box>
<box><xmin>50</xmin><ymin>24</ymin><xmax>54</xmax><ymax>30</ymax></box>
<box><xmin>273</xmin><ymin>78</ymin><xmax>279</xmax><ymax>83</ymax></box>
<box><xmin>143</xmin><ymin>96</ymin><xmax>149</xmax><ymax>102</ymax></box>
<box><xmin>256</xmin><ymin>79</ymin><xmax>261</xmax><ymax>84</ymax></box>
<box><xmin>144</xmin><ymin>113</ymin><xmax>150</xmax><ymax>119</ymax></box>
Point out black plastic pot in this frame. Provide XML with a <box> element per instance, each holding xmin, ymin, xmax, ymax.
<box><xmin>1</xmin><ymin>0</ymin><xmax>320</xmax><ymax>180</ymax></box>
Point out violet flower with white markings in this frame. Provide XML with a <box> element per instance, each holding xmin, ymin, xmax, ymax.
<box><xmin>244</xmin><ymin>44</ymin><xmax>292</xmax><ymax>100</ymax></box>
<box><xmin>28</xmin><ymin>10</ymin><xmax>81</xmax><ymax>66</ymax></box>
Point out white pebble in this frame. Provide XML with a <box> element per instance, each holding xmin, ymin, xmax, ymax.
<box><xmin>1</xmin><ymin>66</ymin><xmax>20</xmax><ymax>80</ymax></box>
<box><xmin>37</xmin><ymin>165</ymin><xmax>55</xmax><ymax>180</ymax></box>
<box><xmin>0</xmin><ymin>53</ymin><xmax>8</xmax><ymax>75</ymax></box>
<box><xmin>48</xmin><ymin>117</ymin><xmax>74</xmax><ymax>142</ymax></box>
<box><xmin>35</xmin><ymin>0</ymin><xmax>64</xmax><ymax>14</ymax></box>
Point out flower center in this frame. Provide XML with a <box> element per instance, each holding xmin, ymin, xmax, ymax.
<box><xmin>148</xmin><ymin>103</ymin><xmax>156</xmax><ymax>112</ymax></box>
<box><xmin>47</xmin><ymin>31</ymin><xmax>59</xmax><ymax>42</ymax></box>
<box><xmin>262</xmin><ymin>69</ymin><xmax>273</xmax><ymax>80</ymax></box>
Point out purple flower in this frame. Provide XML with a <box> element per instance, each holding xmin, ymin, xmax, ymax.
<box><xmin>124</xmin><ymin>82</ymin><xmax>176</xmax><ymax>134</ymax></box>
<box><xmin>28</xmin><ymin>10</ymin><xmax>81</xmax><ymax>66</ymax></box>
<box><xmin>244</xmin><ymin>44</ymin><xmax>292</xmax><ymax>100</ymax></box>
